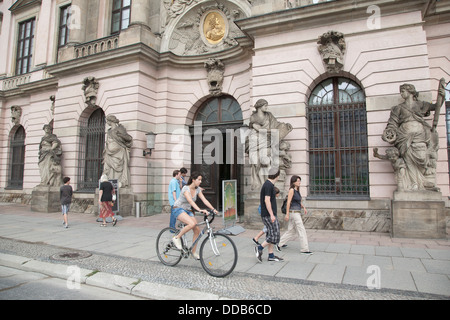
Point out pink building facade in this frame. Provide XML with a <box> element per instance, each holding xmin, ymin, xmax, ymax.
<box><xmin>0</xmin><ymin>0</ymin><xmax>449</xmax><ymax>232</ymax></box>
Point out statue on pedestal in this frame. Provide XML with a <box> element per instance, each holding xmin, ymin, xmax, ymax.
<box><xmin>378</xmin><ymin>78</ymin><xmax>446</xmax><ymax>192</ymax></box>
<box><xmin>102</xmin><ymin>115</ymin><xmax>133</xmax><ymax>188</ymax></box>
<box><xmin>38</xmin><ymin>124</ymin><xmax>62</xmax><ymax>187</ymax></box>
<box><xmin>246</xmin><ymin>99</ymin><xmax>293</xmax><ymax>190</ymax></box>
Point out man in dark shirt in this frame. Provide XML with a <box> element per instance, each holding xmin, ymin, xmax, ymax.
<box><xmin>255</xmin><ymin>168</ymin><xmax>284</xmax><ymax>262</ymax></box>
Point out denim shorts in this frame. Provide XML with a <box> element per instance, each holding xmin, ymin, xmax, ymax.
<box><xmin>61</xmin><ymin>204</ymin><xmax>70</xmax><ymax>214</ymax></box>
<box><xmin>170</xmin><ymin>207</ymin><xmax>194</xmax><ymax>229</ymax></box>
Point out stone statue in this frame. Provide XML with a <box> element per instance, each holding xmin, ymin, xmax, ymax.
<box><xmin>246</xmin><ymin>99</ymin><xmax>293</xmax><ymax>190</ymax></box>
<box><xmin>38</xmin><ymin>124</ymin><xmax>63</xmax><ymax>187</ymax></box>
<box><xmin>204</xmin><ymin>58</ymin><xmax>224</xmax><ymax>96</ymax></box>
<box><xmin>82</xmin><ymin>76</ymin><xmax>99</xmax><ymax>108</ymax></box>
<box><xmin>373</xmin><ymin>147</ymin><xmax>407</xmax><ymax>191</ymax></box>
<box><xmin>380</xmin><ymin>78</ymin><xmax>446</xmax><ymax>191</ymax></box>
<box><xmin>11</xmin><ymin>106</ymin><xmax>22</xmax><ymax>125</ymax></box>
<box><xmin>102</xmin><ymin>115</ymin><xmax>133</xmax><ymax>188</ymax></box>
<box><xmin>317</xmin><ymin>31</ymin><xmax>346</xmax><ymax>73</ymax></box>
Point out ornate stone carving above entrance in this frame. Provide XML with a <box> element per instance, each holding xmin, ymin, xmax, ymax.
<box><xmin>204</xmin><ymin>58</ymin><xmax>225</xmax><ymax>96</ymax></box>
<box><xmin>11</xmin><ymin>106</ymin><xmax>22</xmax><ymax>125</ymax></box>
<box><xmin>82</xmin><ymin>76</ymin><xmax>99</xmax><ymax>108</ymax></box>
<box><xmin>317</xmin><ymin>31</ymin><xmax>346</xmax><ymax>73</ymax></box>
<box><xmin>165</xmin><ymin>1</ymin><xmax>246</xmax><ymax>56</ymax></box>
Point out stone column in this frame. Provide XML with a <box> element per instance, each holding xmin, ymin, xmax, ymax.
<box><xmin>67</xmin><ymin>0</ymin><xmax>88</xmax><ymax>45</ymax></box>
<box><xmin>34</xmin><ymin>0</ymin><xmax>52</xmax><ymax>67</ymax></box>
<box><xmin>118</xmin><ymin>0</ymin><xmax>160</xmax><ymax>50</ymax></box>
<box><xmin>130</xmin><ymin>0</ymin><xmax>151</xmax><ymax>27</ymax></box>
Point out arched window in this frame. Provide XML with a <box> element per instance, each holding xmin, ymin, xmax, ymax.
<box><xmin>7</xmin><ymin>126</ymin><xmax>26</xmax><ymax>189</ymax></box>
<box><xmin>194</xmin><ymin>95</ymin><xmax>243</xmax><ymax>124</ymax></box>
<box><xmin>77</xmin><ymin>108</ymin><xmax>105</xmax><ymax>191</ymax></box>
<box><xmin>307</xmin><ymin>77</ymin><xmax>369</xmax><ymax>198</ymax></box>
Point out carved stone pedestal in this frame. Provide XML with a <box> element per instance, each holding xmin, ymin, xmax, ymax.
<box><xmin>244</xmin><ymin>195</ymin><xmax>262</xmax><ymax>229</ymax></box>
<box><xmin>31</xmin><ymin>186</ymin><xmax>60</xmax><ymax>213</ymax></box>
<box><xmin>116</xmin><ymin>187</ymin><xmax>134</xmax><ymax>216</ymax></box>
<box><xmin>391</xmin><ymin>191</ymin><xmax>446</xmax><ymax>239</ymax></box>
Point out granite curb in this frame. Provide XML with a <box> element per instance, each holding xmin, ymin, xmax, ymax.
<box><xmin>0</xmin><ymin>252</ymin><xmax>231</xmax><ymax>300</ymax></box>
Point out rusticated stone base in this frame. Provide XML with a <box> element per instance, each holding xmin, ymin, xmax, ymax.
<box><xmin>302</xmin><ymin>209</ymin><xmax>390</xmax><ymax>233</ymax></box>
<box><xmin>244</xmin><ymin>195</ymin><xmax>391</xmax><ymax>233</ymax></box>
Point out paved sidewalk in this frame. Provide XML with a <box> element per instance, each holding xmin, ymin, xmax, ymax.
<box><xmin>0</xmin><ymin>203</ymin><xmax>449</xmax><ymax>298</ymax></box>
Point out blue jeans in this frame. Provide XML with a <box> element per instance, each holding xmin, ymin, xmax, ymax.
<box><xmin>170</xmin><ymin>207</ymin><xmax>194</xmax><ymax>229</ymax></box>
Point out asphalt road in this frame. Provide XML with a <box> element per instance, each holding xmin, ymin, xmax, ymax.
<box><xmin>0</xmin><ymin>264</ymin><xmax>144</xmax><ymax>300</ymax></box>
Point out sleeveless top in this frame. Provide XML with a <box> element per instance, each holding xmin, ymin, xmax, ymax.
<box><xmin>289</xmin><ymin>188</ymin><xmax>302</xmax><ymax>210</ymax></box>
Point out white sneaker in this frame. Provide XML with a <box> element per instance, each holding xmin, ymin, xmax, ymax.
<box><xmin>172</xmin><ymin>237</ymin><xmax>182</xmax><ymax>250</ymax></box>
<box><xmin>192</xmin><ymin>252</ymin><xmax>200</xmax><ymax>260</ymax></box>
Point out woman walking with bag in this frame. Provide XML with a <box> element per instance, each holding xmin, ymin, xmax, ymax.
<box><xmin>98</xmin><ymin>175</ymin><xmax>118</xmax><ymax>227</ymax></box>
<box><xmin>277</xmin><ymin>175</ymin><xmax>312</xmax><ymax>255</ymax></box>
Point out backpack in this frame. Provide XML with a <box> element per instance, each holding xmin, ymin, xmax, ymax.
<box><xmin>281</xmin><ymin>196</ymin><xmax>288</xmax><ymax>214</ymax></box>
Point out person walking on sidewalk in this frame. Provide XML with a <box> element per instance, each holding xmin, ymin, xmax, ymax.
<box><xmin>60</xmin><ymin>177</ymin><xmax>72</xmax><ymax>228</ymax></box>
<box><xmin>277</xmin><ymin>175</ymin><xmax>312</xmax><ymax>255</ymax></box>
<box><xmin>252</xmin><ymin>187</ymin><xmax>280</xmax><ymax>245</ymax></box>
<box><xmin>169</xmin><ymin>169</ymin><xmax>182</xmax><ymax>229</ymax></box>
<box><xmin>255</xmin><ymin>168</ymin><xmax>284</xmax><ymax>262</ymax></box>
<box><xmin>98</xmin><ymin>175</ymin><xmax>117</xmax><ymax>227</ymax></box>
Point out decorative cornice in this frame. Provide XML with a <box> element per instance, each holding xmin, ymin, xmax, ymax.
<box><xmin>235</xmin><ymin>0</ymin><xmax>432</xmax><ymax>38</ymax></box>
<box><xmin>9</xmin><ymin>0</ymin><xmax>42</xmax><ymax>14</ymax></box>
<box><xmin>47</xmin><ymin>41</ymin><xmax>253</xmax><ymax>77</ymax></box>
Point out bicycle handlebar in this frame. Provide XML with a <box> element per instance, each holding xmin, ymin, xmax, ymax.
<box><xmin>197</xmin><ymin>209</ymin><xmax>215</xmax><ymax>224</ymax></box>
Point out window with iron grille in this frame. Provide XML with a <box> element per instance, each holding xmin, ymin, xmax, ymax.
<box><xmin>7</xmin><ymin>126</ymin><xmax>26</xmax><ymax>189</ymax></box>
<box><xmin>307</xmin><ymin>77</ymin><xmax>369</xmax><ymax>198</ymax></box>
<box><xmin>58</xmin><ymin>5</ymin><xmax>71</xmax><ymax>48</ymax></box>
<box><xmin>16</xmin><ymin>18</ymin><xmax>35</xmax><ymax>75</ymax></box>
<box><xmin>111</xmin><ymin>0</ymin><xmax>131</xmax><ymax>35</ymax></box>
<box><xmin>77</xmin><ymin>109</ymin><xmax>105</xmax><ymax>192</ymax></box>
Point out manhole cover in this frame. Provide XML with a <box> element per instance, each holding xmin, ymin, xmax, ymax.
<box><xmin>50</xmin><ymin>251</ymin><xmax>92</xmax><ymax>261</ymax></box>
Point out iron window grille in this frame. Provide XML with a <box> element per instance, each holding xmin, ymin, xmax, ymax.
<box><xmin>77</xmin><ymin>109</ymin><xmax>105</xmax><ymax>192</ymax></box>
<box><xmin>307</xmin><ymin>77</ymin><xmax>370</xmax><ymax>198</ymax></box>
<box><xmin>7</xmin><ymin>126</ymin><xmax>26</xmax><ymax>189</ymax></box>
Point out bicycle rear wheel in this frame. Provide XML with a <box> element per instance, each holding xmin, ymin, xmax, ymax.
<box><xmin>199</xmin><ymin>233</ymin><xmax>238</xmax><ymax>277</ymax></box>
<box><xmin>156</xmin><ymin>227</ymin><xmax>182</xmax><ymax>266</ymax></box>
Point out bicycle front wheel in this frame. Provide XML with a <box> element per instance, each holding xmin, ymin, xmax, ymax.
<box><xmin>156</xmin><ymin>227</ymin><xmax>182</xmax><ymax>266</ymax></box>
<box><xmin>199</xmin><ymin>233</ymin><xmax>238</xmax><ymax>277</ymax></box>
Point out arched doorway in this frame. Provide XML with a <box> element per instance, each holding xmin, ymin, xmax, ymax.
<box><xmin>190</xmin><ymin>95</ymin><xmax>244</xmax><ymax>213</ymax></box>
<box><xmin>307</xmin><ymin>77</ymin><xmax>369</xmax><ymax>198</ymax></box>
